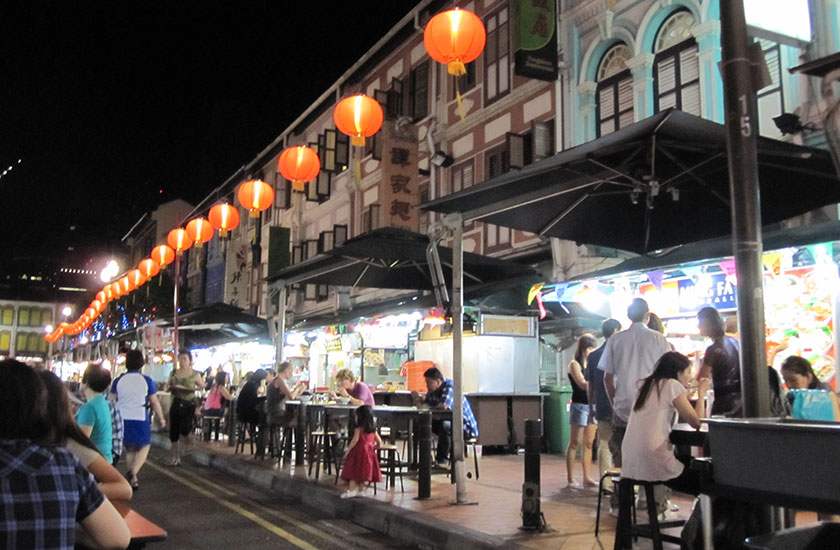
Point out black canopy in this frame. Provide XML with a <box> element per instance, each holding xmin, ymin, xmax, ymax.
<box><xmin>158</xmin><ymin>303</ymin><xmax>270</xmax><ymax>348</ymax></box>
<box><xmin>267</xmin><ymin>227</ymin><xmax>534</xmax><ymax>290</ymax></box>
<box><xmin>422</xmin><ymin>110</ymin><xmax>840</xmax><ymax>255</ymax></box>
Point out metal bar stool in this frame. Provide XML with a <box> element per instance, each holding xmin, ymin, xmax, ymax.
<box><xmin>614</xmin><ymin>477</ymin><xmax>685</xmax><ymax>550</ymax></box>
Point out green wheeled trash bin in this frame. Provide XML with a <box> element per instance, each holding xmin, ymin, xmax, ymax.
<box><xmin>541</xmin><ymin>385</ymin><xmax>572</xmax><ymax>454</ymax></box>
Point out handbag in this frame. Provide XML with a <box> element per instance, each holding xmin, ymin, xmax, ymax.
<box><xmin>789</xmin><ymin>389</ymin><xmax>835</xmax><ymax>421</ymax></box>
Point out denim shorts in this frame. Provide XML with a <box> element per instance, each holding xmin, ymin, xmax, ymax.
<box><xmin>569</xmin><ymin>402</ymin><xmax>591</xmax><ymax>426</ymax></box>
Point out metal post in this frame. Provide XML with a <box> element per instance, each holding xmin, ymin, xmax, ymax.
<box><xmin>450</xmin><ymin>213</ymin><xmax>468</xmax><ymax>504</ymax></box>
<box><xmin>173</xmin><ymin>253</ymin><xmax>180</xmax><ymax>356</ymax></box>
<box><xmin>418</xmin><ymin>412</ymin><xmax>432</xmax><ymax>499</ymax></box>
<box><xmin>521</xmin><ymin>419</ymin><xmax>544</xmax><ymax>531</ymax></box>
<box><xmin>720</xmin><ymin>0</ymin><xmax>770</xmax><ymax>418</ymax></box>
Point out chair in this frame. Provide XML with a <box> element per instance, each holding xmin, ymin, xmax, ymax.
<box><xmin>269</xmin><ymin>424</ymin><xmax>295</xmax><ymax>465</ymax></box>
<box><xmin>613</xmin><ymin>477</ymin><xmax>685</xmax><ymax>550</ymax></box>
<box><xmin>202</xmin><ymin>414</ymin><xmax>224</xmax><ymax>442</ymax></box>
<box><xmin>234</xmin><ymin>421</ymin><xmax>255</xmax><ymax>455</ymax></box>
<box><xmin>595</xmin><ymin>468</ymin><xmax>622</xmax><ymax>536</ymax></box>
<box><xmin>377</xmin><ymin>444</ymin><xmax>406</xmax><ymax>492</ymax></box>
<box><xmin>446</xmin><ymin>438</ymin><xmax>481</xmax><ymax>482</ymax></box>
<box><xmin>308</xmin><ymin>430</ymin><xmax>338</xmax><ymax>479</ymax></box>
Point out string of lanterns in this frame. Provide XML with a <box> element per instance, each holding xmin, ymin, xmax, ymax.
<box><xmin>45</xmin><ymin>7</ymin><xmax>485</xmax><ymax>344</ymax></box>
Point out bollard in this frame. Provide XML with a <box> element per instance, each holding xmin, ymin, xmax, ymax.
<box><xmin>520</xmin><ymin>419</ymin><xmax>545</xmax><ymax>531</ymax></box>
<box><xmin>417</xmin><ymin>412</ymin><xmax>432</xmax><ymax>499</ymax></box>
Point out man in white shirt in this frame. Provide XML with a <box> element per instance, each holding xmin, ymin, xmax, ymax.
<box><xmin>598</xmin><ymin>297</ymin><xmax>670</xmax><ymax>468</ymax></box>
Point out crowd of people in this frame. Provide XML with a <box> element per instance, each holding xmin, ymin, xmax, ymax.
<box><xmin>564</xmin><ymin>296</ymin><xmax>840</xmax><ymax>523</ymax></box>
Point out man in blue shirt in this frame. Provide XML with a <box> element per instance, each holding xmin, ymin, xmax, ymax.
<box><xmin>585</xmin><ymin>318</ymin><xmax>622</xmax><ymax>488</ymax></box>
<box><xmin>412</xmin><ymin>367</ymin><xmax>478</xmax><ymax>467</ymax></box>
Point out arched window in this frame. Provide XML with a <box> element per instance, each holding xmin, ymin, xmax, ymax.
<box><xmin>653</xmin><ymin>10</ymin><xmax>700</xmax><ymax>115</ymax></box>
<box><xmin>596</xmin><ymin>44</ymin><xmax>634</xmax><ymax>137</ymax></box>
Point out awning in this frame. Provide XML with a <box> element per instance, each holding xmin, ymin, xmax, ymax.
<box><xmin>267</xmin><ymin>227</ymin><xmax>534</xmax><ymax>290</ymax></box>
<box><xmin>422</xmin><ymin>109</ymin><xmax>840</xmax><ymax>255</ymax></box>
<box><xmin>157</xmin><ymin>303</ymin><xmax>270</xmax><ymax>348</ymax></box>
<box><xmin>568</xmin><ymin>219</ymin><xmax>840</xmax><ymax>281</ymax></box>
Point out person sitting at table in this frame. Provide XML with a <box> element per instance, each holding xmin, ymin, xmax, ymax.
<box><xmin>411</xmin><ymin>367</ymin><xmax>478</xmax><ymax>468</ymax></box>
<box><xmin>203</xmin><ymin>371</ymin><xmax>234</xmax><ymax>441</ymax></box>
<box><xmin>0</xmin><ymin>359</ymin><xmax>131</xmax><ymax>550</ymax></box>
<box><xmin>39</xmin><ymin>370</ymin><xmax>133</xmax><ymax>501</ymax></box>
<box><xmin>780</xmin><ymin>355</ymin><xmax>840</xmax><ymax>420</ymax></box>
<box><xmin>335</xmin><ymin>368</ymin><xmax>374</xmax><ymax>407</ymax></box>
<box><xmin>77</xmin><ymin>363</ymin><xmax>113</xmax><ymax>461</ymax></box>
<box><xmin>166</xmin><ymin>350</ymin><xmax>204</xmax><ymax>466</ymax></box>
<box><xmin>266</xmin><ymin>362</ymin><xmax>306</xmax><ymax>428</ymax></box>
<box><xmin>236</xmin><ymin>369</ymin><xmax>268</xmax><ymax>446</ymax></box>
<box><xmin>621</xmin><ymin>352</ymin><xmax>710</xmax><ymax>510</ymax></box>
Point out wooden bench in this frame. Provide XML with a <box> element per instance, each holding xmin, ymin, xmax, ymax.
<box><xmin>113</xmin><ymin>500</ymin><xmax>167</xmax><ymax>549</ymax></box>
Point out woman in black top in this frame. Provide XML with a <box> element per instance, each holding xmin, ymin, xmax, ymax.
<box><xmin>566</xmin><ymin>333</ymin><xmax>598</xmax><ymax>488</ymax></box>
<box><xmin>697</xmin><ymin>307</ymin><xmax>742</xmax><ymax>416</ymax></box>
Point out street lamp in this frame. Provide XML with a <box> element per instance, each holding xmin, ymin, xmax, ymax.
<box><xmin>62</xmin><ymin>306</ymin><xmax>72</xmax><ymax>318</ymax></box>
<box><xmin>100</xmin><ymin>260</ymin><xmax>119</xmax><ymax>283</ymax></box>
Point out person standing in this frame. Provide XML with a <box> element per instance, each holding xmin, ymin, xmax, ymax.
<box><xmin>598</xmin><ymin>298</ymin><xmax>670</xmax><ymax>468</ymax></box>
<box><xmin>339</xmin><ymin>405</ymin><xmax>383</xmax><ymax>498</ymax></box>
<box><xmin>77</xmin><ymin>364</ymin><xmax>113</xmax><ymax>461</ymax></box>
<box><xmin>111</xmin><ymin>349</ymin><xmax>166</xmax><ymax>491</ymax></box>
<box><xmin>335</xmin><ymin>368</ymin><xmax>374</xmax><ymax>407</ymax></box>
<box><xmin>697</xmin><ymin>307</ymin><xmax>742</xmax><ymax>416</ymax></box>
<box><xmin>585</xmin><ymin>318</ymin><xmax>622</xmax><ymax>487</ymax></box>
<box><xmin>166</xmin><ymin>350</ymin><xmax>204</xmax><ymax>466</ymax></box>
<box><xmin>566</xmin><ymin>333</ymin><xmax>598</xmax><ymax>488</ymax></box>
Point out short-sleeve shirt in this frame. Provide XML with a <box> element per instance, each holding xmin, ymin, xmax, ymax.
<box><xmin>76</xmin><ymin>394</ymin><xmax>112</xmax><ymax>459</ymax></box>
<box><xmin>598</xmin><ymin>322</ymin><xmax>671</xmax><ymax>423</ymax></box>
<box><xmin>621</xmin><ymin>379</ymin><xmax>686</xmax><ymax>482</ymax></box>
<box><xmin>350</xmin><ymin>382</ymin><xmax>375</xmax><ymax>407</ymax></box>
<box><xmin>0</xmin><ymin>440</ymin><xmax>104</xmax><ymax>550</ymax></box>
<box><xmin>424</xmin><ymin>378</ymin><xmax>479</xmax><ymax>438</ymax></box>
<box><xmin>111</xmin><ymin>371</ymin><xmax>157</xmax><ymax>422</ymax></box>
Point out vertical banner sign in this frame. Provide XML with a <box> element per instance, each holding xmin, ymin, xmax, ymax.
<box><xmin>379</xmin><ymin>120</ymin><xmax>420</xmax><ymax>232</ymax></box>
<box><xmin>224</xmin><ymin>242</ymin><xmax>250</xmax><ymax>308</ymax></box>
<box><xmin>513</xmin><ymin>0</ymin><xmax>558</xmax><ymax>81</ymax></box>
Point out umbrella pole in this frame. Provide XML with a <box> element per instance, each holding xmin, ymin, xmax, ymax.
<box><xmin>446</xmin><ymin>213</ymin><xmax>469</xmax><ymax>504</ymax></box>
<box><xmin>720</xmin><ymin>0</ymin><xmax>770</xmax><ymax>419</ymax></box>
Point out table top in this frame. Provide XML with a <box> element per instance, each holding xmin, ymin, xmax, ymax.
<box><xmin>465</xmin><ymin>392</ymin><xmax>547</xmax><ymax>397</ymax></box>
<box><xmin>670</xmin><ymin>422</ymin><xmax>708</xmax><ymax>446</ymax></box>
<box><xmin>113</xmin><ymin>500</ymin><xmax>167</xmax><ymax>544</ymax></box>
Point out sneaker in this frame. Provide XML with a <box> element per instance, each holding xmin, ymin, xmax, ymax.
<box><xmin>340</xmin><ymin>490</ymin><xmax>358</xmax><ymax>499</ymax></box>
<box><xmin>658</xmin><ymin>509</ymin><xmax>678</xmax><ymax>522</ymax></box>
<box><xmin>608</xmin><ymin>506</ymin><xmax>619</xmax><ymax>518</ymax></box>
<box><xmin>435</xmin><ymin>458</ymin><xmax>450</xmax><ymax>468</ymax></box>
<box><xmin>669</xmin><ymin>501</ymin><xmax>680</xmax><ymax>512</ymax></box>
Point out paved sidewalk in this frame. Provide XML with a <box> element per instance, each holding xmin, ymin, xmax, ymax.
<box><xmin>153</xmin><ymin>432</ymin><xmax>692</xmax><ymax>550</ymax></box>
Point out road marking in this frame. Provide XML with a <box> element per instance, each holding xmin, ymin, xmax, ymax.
<box><xmin>157</xmin><ymin>459</ymin><xmax>338</xmax><ymax>543</ymax></box>
<box><xmin>147</xmin><ymin>461</ymin><xmax>320</xmax><ymax>550</ymax></box>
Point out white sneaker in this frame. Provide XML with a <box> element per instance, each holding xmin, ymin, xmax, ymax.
<box><xmin>340</xmin><ymin>490</ymin><xmax>358</xmax><ymax>499</ymax></box>
<box><xmin>658</xmin><ymin>509</ymin><xmax>678</xmax><ymax>522</ymax></box>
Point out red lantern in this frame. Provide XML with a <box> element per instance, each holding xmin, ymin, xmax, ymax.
<box><xmin>119</xmin><ymin>276</ymin><xmax>134</xmax><ymax>295</ymax></box>
<box><xmin>128</xmin><ymin>269</ymin><xmax>147</xmax><ymax>288</ymax></box>
<box><xmin>138</xmin><ymin>258</ymin><xmax>161</xmax><ymax>279</ymax></box>
<box><xmin>277</xmin><ymin>146</ymin><xmax>320</xmax><ymax>192</ymax></box>
<box><xmin>333</xmin><ymin>95</ymin><xmax>384</xmax><ymax>146</ymax></box>
<box><xmin>110</xmin><ymin>281</ymin><xmax>124</xmax><ymax>298</ymax></box>
<box><xmin>423</xmin><ymin>8</ymin><xmax>486</xmax><ymax>75</ymax></box>
<box><xmin>104</xmin><ymin>285</ymin><xmax>115</xmax><ymax>301</ymax></box>
<box><xmin>91</xmin><ymin>300</ymin><xmax>103</xmax><ymax>313</ymax></box>
<box><xmin>85</xmin><ymin>307</ymin><xmax>96</xmax><ymax>319</ymax></box>
<box><xmin>151</xmin><ymin>244</ymin><xmax>175</xmax><ymax>266</ymax></box>
<box><xmin>167</xmin><ymin>228</ymin><xmax>192</xmax><ymax>256</ymax></box>
<box><xmin>208</xmin><ymin>203</ymin><xmax>240</xmax><ymax>237</ymax></box>
<box><xmin>237</xmin><ymin>179</ymin><xmax>275</xmax><ymax>218</ymax></box>
<box><xmin>185</xmin><ymin>217</ymin><xmax>214</xmax><ymax>248</ymax></box>
<box><xmin>96</xmin><ymin>290</ymin><xmax>107</xmax><ymax>303</ymax></box>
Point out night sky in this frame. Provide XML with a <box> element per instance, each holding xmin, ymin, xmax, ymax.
<box><xmin>0</xmin><ymin>2</ymin><xmax>414</xmax><ymax>264</ymax></box>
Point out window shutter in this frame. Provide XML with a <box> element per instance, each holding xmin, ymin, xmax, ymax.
<box><xmin>679</xmin><ymin>45</ymin><xmax>699</xmax><ymax>83</ymax></box>
<box><xmin>333</xmin><ymin>224</ymin><xmax>348</xmax><ymax>245</ymax></box>
<box><xmin>335</xmin><ymin>132</ymin><xmax>349</xmax><ymax>170</ymax></box>
<box><xmin>532</xmin><ymin>120</ymin><xmax>553</xmax><ymax>162</ymax></box>
<box><xmin>304</xmin><ymin>284</ymin><xmax>317</xmax><ymax>301</ymax></box>
<box><xmin>316</xmin><ymin>171</ymin><xmax>331</xmax><ymax>200</ymax></box>
<box><xmin>411</xmin><ymin>62</ymin><xmax>429</xmax><ymax>120</ymax></box>
<box><xmin>618</xmin><ymin>77</ymin><xmax>633</xmax><ymax>115</ymax></box>
<box><xmin>319</xmin><ymin>230</ymin><xmax>334</xmax><ymax>253</ymax></box>
<box><xmin>682</xmin><ymin>83</ymin><xmax>701</xmax><ymax>115</ymax></box>
<box><xmin>292</xmin><ymin>245</ymin><xmax>303</xmax><ymax>265</ymax></box>
<box><xmin>317</xmin><ymin>284</ymin><xmax>329</xmax><ymax>301</ymax></box>
<box><xmin>599</xmin><ymin>86</ymin><xmax>615</xmax><ymax>119</ymax></box>
<box><xmin>657</xmin><ymin>55</ymin><xmax>676</xmax><ymax>96</ymax></box>
<box><xmin>506</xmin><ymin>133</ymin><xmax>525</xmax><ymax>170</ymax></box>
<box><xmin>275</xmin><ymin>176</ymin><xmax>291</xmax><ymax>210</ymax></box>
<box><xmin>305</xmin><ymin>180</ymin><xmax>319</xmax><ymax>202</ymax></box>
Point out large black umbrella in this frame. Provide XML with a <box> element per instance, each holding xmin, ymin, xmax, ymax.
<box><xmin>156</xmin><ymin>303</ymin><xmax>270</xmax><ymax>348</ymax></box>
<box><xmin>267</xmin><ymin>227</ymin><xmax>534</xmax><ymax>290</ymax></box>
<box><xmin>421</xmin><ymin>109</ymin><xmax>840</xmax><ymax>255</ymax></box>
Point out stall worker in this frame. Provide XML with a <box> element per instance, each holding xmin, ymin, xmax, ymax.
<box><xmin>335</xmin><ymin>368</ymin><xmax>375</xmax><ymax>407</ymax></box>
<box><xmin>411</xmin><ymin>367</ymin><xmax>478</xmax><ymax>468</ymax></box>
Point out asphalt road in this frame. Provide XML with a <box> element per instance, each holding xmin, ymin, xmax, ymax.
<box><xmin>126</xmin><ymin>450</ymin><xmax>416</xmax><ymax>550</ymax></box>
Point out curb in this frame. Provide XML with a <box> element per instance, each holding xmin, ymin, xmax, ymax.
<box><xmin>152</xmin><ymin>433</ymin><xmax>520</xmax><ymax>550</ymax></box>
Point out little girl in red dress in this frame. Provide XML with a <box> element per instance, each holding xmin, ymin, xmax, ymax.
<box><xmin>340</xmin><ymin>405</ymin><xmax>382</xmax><ymax>498</ymax></box>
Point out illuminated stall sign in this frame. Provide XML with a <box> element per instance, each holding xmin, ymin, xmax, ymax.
<box><xmin>677</xmin><ymin>272</ymin><xmax>736</xmax><ymax>312</ymax></box>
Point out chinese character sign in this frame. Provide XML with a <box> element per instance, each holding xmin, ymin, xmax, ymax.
<box><xmin>379</xmin><ymin>120</ymin><xmax>419</xmax><ymax>232</ymax></box>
